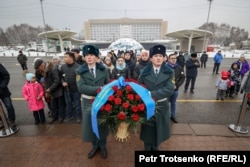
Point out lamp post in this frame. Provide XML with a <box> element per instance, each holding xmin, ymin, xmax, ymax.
<box><xmin>202</xmin><ymin>0</ymin><xmax>213</xmax><ymax>52</ymax></box>
<box><xmin>40</xmin><ymin>0</ymin><xmax>49</xmax><ymax>55</ymax></box>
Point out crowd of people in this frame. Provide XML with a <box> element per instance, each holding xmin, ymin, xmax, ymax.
<box><xmin>0</xmin><ymin>44</ymin><xmax>249</xmax><ymax>159</ymax></box>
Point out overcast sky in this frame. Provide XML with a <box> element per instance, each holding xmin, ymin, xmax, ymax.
<box><xmin>1</xmin><ymin>0</ymin><xmax>250</xmax><ymax>34</ymax></box>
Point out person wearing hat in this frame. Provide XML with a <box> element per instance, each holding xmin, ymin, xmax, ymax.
<box><xmin>17</xmin><ymin>50</ymin><xmax>28</xmax><ymax>74</ymax></box>
<box><xmin>103</xmin><ymin>57</ymin><xmax>114</xmax><ymax>79</ymax></box>
<box><xmin>52</xmin><ymin>55</ymin><xmax>62</xmax><ymax>66</ymax></box>
<box><xmin>22</xmin><ymin>73</ymin><xmax>46</xmax><ymax>125</ymax></box>
<box><xmin>71</xmin><ymin>48</ymin><xmax>85</xmax><ymax>65</ymax></box>
<box><xmin>215</xmin><ymin>71</ymin><xmax>230</xmax><ymax>100</ymax></box>
<box><xmin>212</xmin><ymin>50</ymin><xmax>223</xmax><ymax>75</ymax></box>
<box><xmin>184</xmin><ymin>53</ymin><xmax>200</xmax><ymax>93</ymax></box>
<box><xmin>76</xmin><ymin>44</ymin><xmax>110</xmax><ymax>159</ymax></box>
<box><xmin>138</xmin><ymin>44</ymin><xmax>174</xmax><ymax>151</ymax></box>
<box><xmin>34</xmin><ymin>59</ymin><xmax>65</xmax><ymax>124</ymax></box>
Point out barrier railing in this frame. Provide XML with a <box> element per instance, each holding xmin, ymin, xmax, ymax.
<box><xmin>0</xmin><ymin>101</ymin><xmax>18</xmax><ymax>137</ymax></box>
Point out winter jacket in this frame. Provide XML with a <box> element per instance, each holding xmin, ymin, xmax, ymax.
<box><xmin>185</xmin><ymin>58</ymin><xmax>200</xmax><ymax>77</ymax></box>
<box><xmin>133</xmin><ymin>59</ymin><xmax>150</xmax><ymax>79</ymax></box>
<box><xmin>61</xmin><ymin>62</ymin><xmax>79</xmax><ymax>92</ymax></box>
<box><xmin>17</xmin><ymin>53</ymin><xmax>28</xmax><ymax>65</ymax></box>
<box><xmin>76</xmin><ymin>62</ymin><xmax>109</xmax><ymax>142</ymax></box>
<box><xmin>22</xmin><ymin>81</ymin><xmax>44</xmax><ymax>112</ymax></box>
<box><xmin>0</xmin><ymin>63</ymin><xmax>11</xmax><ymax>98</ymax></box>
<box><xmin>200</xmin><ymin>53</ymin><xmax>208</xmax><ymax>62</ymax></box>
<box><xmin>213</xmin><ymin>53</ymin><xmax>223</xmax><ymax>63</ymax></box>
<box><xmin>44</xmin><ymin>63</ymin><xmax>63</xmax><ymax>98</ymax></box>
<box><xmin>138</xmin><ymin>63</ymin><xmax>174</xmax><ymax>146</ymax></box>
<box><xmin>166</xmin><ymin>62</ymin><xmax>185</xmax><ymax>90</ymax></box>
<box><xmin>236</xmin><ymin>60</ymin><xmax>250</xmax><ymax>77</ymax></box>
<box><xmin>215</xmin><ymin>78</ymin><xmax>229</xmax><ymax>90</ymax></box>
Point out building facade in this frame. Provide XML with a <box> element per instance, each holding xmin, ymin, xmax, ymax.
<box><xmin>84</xmin><ymin>18</ymin><xmax>168</xmax><ymax>41</ymax></box>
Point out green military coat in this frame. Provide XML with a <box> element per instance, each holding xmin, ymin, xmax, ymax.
<box><xmin>76</xmin><ymin>63</ymin><xmax>109</xmax><ymax>142</ymax></box>
<box><xmin>138</xmin><ymin>63</ymin><xmax>174</xmax><ymax>146</ymax></box>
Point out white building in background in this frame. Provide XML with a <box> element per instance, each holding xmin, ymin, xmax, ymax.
<box><xmin>84</xmin><ymin>18</ymin><xmax>168</xmax><ymax>41</ymax></box>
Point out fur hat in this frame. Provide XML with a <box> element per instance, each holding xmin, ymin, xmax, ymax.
<box><xmin>34</xmin><ymin>59</ymin><xmax>44</xmax><ymax>69</ymax></box>
<box><xmin>191</xmin><ymin>53</ymin><xmax>197</xmax><ymax>58</ymax></box>
<box><xmin>82</xmin><ymin>45</ymin><xmax>99</xmax><ymax>57</ymax></box>
<box><xmin>26</xmin><ymin>73</ymin><xmax>35</xmax><ymax>81</ymax></box>
<box><xmin>149</xmin><ymin>45</ymin><xmax>166</xmax><ymax>57</ymax></box>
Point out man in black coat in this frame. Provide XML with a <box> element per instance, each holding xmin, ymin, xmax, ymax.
<box><xmin>184</xmin><ymin>53</ymin><xmax>200</xmax><ymax>93</ymax></box>
<box><xmin>166</xmin><ymin>53</ymin><xmax>185</xmax><ymax>123</ymax></box>
<box><xmin>0</xmin><ymin>63</ymin><xmax>17</xmax><ymax>129</ymax></box>
<box><xmin>200</xmin><ymin>51</ymin><xmax>208</xmax><ymax>68</ymax></box>
<box><xmin>133</xmin><ymin>50</ymin><xmax>150</xmax><ymax>80</ymax></box>
<box><xmin>17</xmin><ymin>50</ymin><xmax>28</xmax><ymax>73</ymax></box>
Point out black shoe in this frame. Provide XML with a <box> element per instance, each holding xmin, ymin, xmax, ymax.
<box><xmin>100</xmin><ymin>148</ymin><xmax>107</xmax><ymax>159</ymax></box>
<box><xmin>184</xmin><ymin>90</ymin><xmax>187</xmax><ymax>93</ymax></box>
<box><xmin>58</xmin><ymin>119</ymin><xmax>64</xmax><ymax>124</ymax></box>
<box><xmin>88</xmin><ymin>148</ymin><xmax>99</xmax><ymax>159</ymax></box>
<box><xmin>221</xmin><ymin>98</ymin><xmax>224</xmax><ymax>101</ymax></box>
<box><xmin>171</xmin><ymin>117</ymin><xmax>178</xmax><ymax>123</ymax></box>
<box><xmin>190</xmin><ymin>90</ymin><xmax>194</xmax><ymax>94</ymax></box>
<box><xmin>49</xmin><ymin>118</ymin><xmax>57</xmax><ymax>124</ymax></box>
<box><xmin>35</xmin><ymin>121</ymin><xmax>40</xmax><ymax>125</ymax></box>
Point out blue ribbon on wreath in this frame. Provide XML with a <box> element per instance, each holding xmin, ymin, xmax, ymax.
<box><xmin>91</xmin><ymin>76</ymin><xmax>155</xmax><ymax>139</ymax></box>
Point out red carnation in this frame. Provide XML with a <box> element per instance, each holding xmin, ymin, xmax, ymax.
<box><xmin>127</xmin><ymin>94</ymin><xmax>134</xmax><ymax>101</ymax></box>
<box><xmin>100</xmin><ymin>105</ymin><xmax>105</xmax><ymax>111</ymax></box>
<box><xmin>122</xmin><ymin>102</ymin><xmax>130</xmax><ymax>109</ymax></box>
<box><xmin>125</xmin><ymin>85</ymin><xmax>132</xmax><ymax>92</ymax></box>
<box><xmin>108</xmin><ymin>95</ymin><xmax>115</xmax><ymax>102</ymax></box>
<box><xmin>135</xmin><ymin>94</ymin><xmax>140</xmax><ymax>101</ymax></box>
<box><xmin>112</xmin><ymin>85</ymin><xmax>118</xmax><ymax>91</ymax></box>
<box><xmin>114</xmin><ymin>97</ymin><xmax>122</xmax><ymax>105</ymax></box>
<box><xmin>117</xmin><ymin>111</ymin><xmax>126</xmax><ymax>120</ymax></box>
<box><xmin>138</xmin><ymin>103</ymin><xmax>145</xmax><ymax>111</ymax></box>
<box><xmin>131</xmin><ymin>105</ymin><xmax>139</xmax><ymax>113</ymax></box>
<box><xmin>104</xmin><ymin>104</ymin><xmax>112</xmax><ymax>112</ymax></box>
<box><xmin>132</xmin><ymin>114</ymin><xmax>140</xmax><ymax>122</ymax></box>
<box><xmin>116</xmin><ymin>90</ymin><xmax>123</xmax><ymax>96</ymax></box>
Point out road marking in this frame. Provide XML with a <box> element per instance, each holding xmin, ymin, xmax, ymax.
<box><xmin>11</xmin><ymin>98</ymin><xmax>242</xmax><ymax>103</ymax></box>
<box><xmin>177</xmin><ymin>99</ymin><xmax>241</xmax><ymax>102</ymax></box>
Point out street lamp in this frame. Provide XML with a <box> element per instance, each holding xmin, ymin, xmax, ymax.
<box><xmin>39</xmin><ymin>0</ymin><xmax>49</xmax><ymax>55</ymax></box>
<box><xmin>202</xmin><ymin>0</ymin><xmax>213</xmax><ymax>52</ymax></box>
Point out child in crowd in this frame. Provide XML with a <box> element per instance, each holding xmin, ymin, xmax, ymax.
<box><xmin>215</xmin><ymin>71</ymin><xmax>230</xmax><ymax>101</ymax></box>
<box><xmin>226</xmin><ymin>62</ymin><xmax>241</xmax><ymax>98</ymax></box>
<box><xmin>22</xmin><ymin>73</ymin><xmax>46</xmax><ymax>125</ymax></box>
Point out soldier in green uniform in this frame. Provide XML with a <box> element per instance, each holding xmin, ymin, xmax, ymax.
<box><xmin>76</xmin><ymin>45</ymin><xmax>109</xmax><ymax>159</ymax></box>
<box><xmin>138</xmin><ymin>44</ymin><xmax>174</xmax><ymax>151</ymax></box>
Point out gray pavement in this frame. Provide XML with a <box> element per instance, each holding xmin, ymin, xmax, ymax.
<box><xmin>0</xmin><ymin>56</ymin><xmax>250</xmax><ymax>127</ymax></box>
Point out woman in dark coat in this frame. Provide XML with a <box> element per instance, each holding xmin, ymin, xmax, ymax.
<box><xmin>111</xmin><ymin>56</ymin><xmax>131</xmax><ymax>79</ymax></box>
<box><xmin>138</xmin><ymin>45</ymin><xmax>174</xmax><ymax>151</ymax></box>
